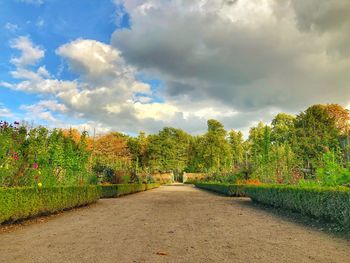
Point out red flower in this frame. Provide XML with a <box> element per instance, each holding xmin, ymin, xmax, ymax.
<box><xmin>32</xmin><ymin>163</ymin><xmax>39</xmax><ymax>169</ymax></box>
<box><xmin>34</xmin><ymin>175</ymin><xmax>39</xmax><ymax>181</ymax></box>
<box><xmin>13</xmin><ymin>155</ymin><xmax>19</xmax><ymax>161</ymax></box>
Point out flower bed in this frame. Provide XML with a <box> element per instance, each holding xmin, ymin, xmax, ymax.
<box><xmin>0</xmin><ymin>186</ymin><xmax>100</xmax><ymax>224</ymax></box>
<box><xmin>100</xmin><ymin>183</ymin><xmax>160</xmax><ymax>198</ymax></box>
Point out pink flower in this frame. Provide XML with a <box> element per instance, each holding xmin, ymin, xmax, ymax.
<box><xmin>32</xmin><ymin>163</ymin><xmax>39</xmax><ymax>169</ymax></box>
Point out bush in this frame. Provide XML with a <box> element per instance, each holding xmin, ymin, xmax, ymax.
<box><xmin>316</xmin><ymin>152</ymin><xmax>350</xmax><ymax>187</ymax></box>
<box><xmin>0</xmin><ymin>186</ymin><xmax>100</xmax><ymax>224</ymax></box>
<box><xmin>194</xmin><ymin>183</ymin><xmax>245</xmax><ymax>197</ymax></box>
<box><xmin>244</xmin><ymin>185</ymin><xmax>350</xmax><ymax>230</ymax></box>
<box><xmin>145</xmin><ymin>183</ymin><xmax>160</xmax><ymax>191</ymax></box>
<box><xmin>0</xmin><ymin>123</ymin><xmax>93</xmax><ymax>187</ymax></box>
<box><xmin>100</xmin><ymin>183</ymin><xmax>160</xmax><ymax>198</ymax></box>
<box><xmin>184</xmin><ymin>180</ymin><xmax>196</xmax><ymax>184</ymax></box>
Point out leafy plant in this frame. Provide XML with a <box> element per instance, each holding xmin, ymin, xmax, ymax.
<box><xmin>316</xmin><ymin>151</ymin><xmax>350</xmax><ymax>186</ymax></box>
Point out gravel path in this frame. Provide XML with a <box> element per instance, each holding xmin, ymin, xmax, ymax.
<box><xmin>0</xmin><ymin>184</ymin><xmax>349</xmax><ymax>263</ymax></box>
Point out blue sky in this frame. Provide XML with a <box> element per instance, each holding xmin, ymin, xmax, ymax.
<box><xmin>1</xmin><ymin>0</ymin><xmax>349</xmax><ymax>135</ymax></box>
<box><xmin>0</xmin><ymin>0</ymin><xmax>129</xmax><ymax>126</ymax></box>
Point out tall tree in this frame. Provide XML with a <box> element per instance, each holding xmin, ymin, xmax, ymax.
<box><xmin>200</xmin><ymin>119</ymin><xmax>232</xmax><ymax>172</ymax></box>
<box><xmin>94</xmin><ymin>132</ymin><xmax>131</xmax><ymax>169</ymax></box>
<box><xmin>247</xmin><ymin>122</ymin><xmax>269</xmax><ymax>166</ymax></box>
<box><xmin>186</xmin><ymin>136</ymin><xmax>205</xmax><ymax>172</ymax></box>
<box><xmin>228</xmin><ymin>129</ymin><xmax>244</xmax><ymax>169</ymax></box>
<box><xmin>294</xmin><ymin>104</ymin><xmax>340</xmax><ymax>169</ymax></box>
<box><xmin>146</xmin><ymin>127</ymin><xmax>191</xmax><ymax>173</ymax></box>
<box><xmin>323</xmin><ymin>104</ymin><xmax>350</xmax><ymax>135</ymax></box>
<box><xmin>128</xmin><ymin>131</ymin><xmax>149</xmax><ymax>170</ymax></box>
<box><xmin>271</xmin><ymin>113</ymin><xmax>295</xmax><ymax>145</ymax></box>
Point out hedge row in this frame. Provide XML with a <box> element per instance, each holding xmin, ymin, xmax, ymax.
<box><xmin>100</xmin><ymin>183</ymin><xmax>160</xmax><ymax>198</ymax></box>
<box><xmin>0</xmin><ymin>186</ymin><xmax>100</xmax><ymax>224</ymax></box>
<box><xmin>194</xmin><ymin>182</ymin><xmax>245</xmax><ymax>197</ymax></box>
<box><xmin>194</xmin><ymin>182</ymin><xmax>350</xmax><ymax>229</ymax></box>
<box><xmin>1</xmin><ymin>183</ymin><xmax>161</xmax><ymax>224</ymax></box>
<box><xmin>244</xmin><ymin>185</ymin><xmax>350</xmax><ymax>230</ymax></box>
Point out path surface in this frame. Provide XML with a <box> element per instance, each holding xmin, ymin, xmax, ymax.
<box><xmin>0</xmin><ymin>184</ymin><xmax>349</xmax><ymax>263</ymax></box>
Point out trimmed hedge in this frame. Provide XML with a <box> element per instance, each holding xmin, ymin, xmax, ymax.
<box><xmin>0</xmin><ymin>186</ymin><xmax>100</xmax><ymax>224</ymax></box>
<box><xmin>194</xmin><ymin>183</ymin><xmax>245</xmax><ymax>197</ymax></box>
<box><xmin>244</xmin><ymin>185</ymin><xmax>350</xmax><ymax>230</ymax></box>
<box><xmin>184</xmin><ymin>181</ymin><xmax>196</xmax><ymax>184</ymax></box>
<box><xmin>100</xmin><ymin>183</ymin><xmax>160</xmax><ymax>198</ymax></box>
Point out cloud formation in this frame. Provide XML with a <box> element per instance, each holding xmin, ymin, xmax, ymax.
<box><xmin>10</xmin><ymin>36</ymin><xmax>44</xmax><ymax>67</ymax></box>
<box><xmin>112</xmin><ymin>0</ymin><xmax>350</xmax><ymax>113</ymax></box>
<box><xmin>2</xmin><ymin>1</ymin><xmax>350</xmax><ymax>136</ymax></box>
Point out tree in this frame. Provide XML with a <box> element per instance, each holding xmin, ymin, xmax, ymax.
<box><xmin>228</xmin><ymin>129</ymin><xmax>244</xmax><ymax>169</ymax></box>
<box><xmin>247</xmin><ymin>122</ymin><xmax>269</xmax><ymax>166</ymax></box>
<box><xmin>271</xmin><ymin>113</ymin><xmax>295</xmax><ymax>145</ymax></box>
<box><xmin>200</xmin><ymin>119</ymin><xmax>232</xmax><ymax>173</ymax></box>
<box><xmin>146</xmin><ymin>127</ymin><xmax>191</xmax><ymax>173</ymax></box>
<box><xmin>186</xmin><ymin>135</ymin><xmax>205</xmax><ymax>172</ymax></box>
<box><xmin>128</xmin><ymin>131</ymin><xmax>149</xmax><ymax>171</ymax></box>
<box><xmin>323</xmin><ymin>104</ymin><xmax>350</xmax><ymax>163</ymax></box>
<box><xmin>294</xmin><ymin>104</ymin><xmax>340</xmax><ymax>170</ymax></box>
<box><xmin>94</xmin><ymin>132</ymin><xmax>131</xmax><ymax>168</ymax></box>
<box><xmin>323</xmin><ymin>104</ymin><xmax>350</xmax><ymax>135</ymax></box>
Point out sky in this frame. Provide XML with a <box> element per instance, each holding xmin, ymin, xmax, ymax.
<box><xmin>1</xmin><ymin>0</ymin><xmax>350</xmax><ymax>136</ymax></box>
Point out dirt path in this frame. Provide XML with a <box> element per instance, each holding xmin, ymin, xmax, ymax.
<box><xmin>0</xmin><ymin>184</ymin><xmax>349</xmax><ymax>263</ymax></box>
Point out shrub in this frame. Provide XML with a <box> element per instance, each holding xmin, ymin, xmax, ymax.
<box><xmin>145</xmin><ymin>183</ymin><xmax>160</xmax><ymax>191</ymax></box>
<box><xmin>0</xmin><ymin>123</ymin><xmax>93</xmax><ymax>187</ymax></box>
<box><xmin>100</xmin><ymin>183</ymin><xmax>160</xmax><ymax>198</ymax></box>
<box><xmin>244</xmin><ymin>184</ymin><xmax>350</xmax><ymax>230</ymax></box>
<box><xmin>236</xmin><ymin>179</ymin><xmax>262</xmax><ymax>185</ymax></box>
<box><xmin>316</xmin><ymin>152</ymin><xmax>350</xmax><ymax>187</ymax></box>
<box><xmin>0</xmin><ymin>186</ymin><xmax>100</xmax><ymax>224</ymax></box>
<box><xmin>194</xmin><ymin>183</ymin><xmax>245</xmax><ymax>197</ymax></box>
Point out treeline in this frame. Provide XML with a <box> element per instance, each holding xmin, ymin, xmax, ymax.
<box><xmin>123</xmin><ymin>104</ymin><xmax>350</xmax><ymax>186</ymax></box>
<box><xmin>1</xmin><ymin>103</ymin><xmax>350</xmax><ymax>187</ymax></box>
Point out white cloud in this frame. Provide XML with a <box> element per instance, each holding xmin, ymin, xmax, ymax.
<box><xmin>6</xmin><ymin>0</ymin><xmax>350</xmax><ymax>137</ymax></box>
<box><xmin>4</xmin><ymin>23</ymin><xmax>19</xmax><ymax>32</ymax></box>
<box><xmin>0</xmin><ymin>34</ymin><xmax>302</xmax><ymax>135</ymax></box>
<box><xmin>71</xmin><ymin>121</ymin><xmax>111</xmax><ymax>135</ymax></box>
<box><xmin>0</xmin><ymin>82</ymin><xmax>14</xmax><ymax>89</ymax></box>
<box><xmin>0</xmin><ymin>105</ymin><xmax>13</xmax><ymax>118</ymax></box>
<box><xmin>17</xmin><ymin>0</ymin><xmax>44</xmax><ymax>5</ymax></box>
<box><xmin>20</xmin><ymin>104</ymin><xmax>58</xmax><ymax>123</ymax></box>
<box><xmin>56</xmin><ymin>39</ymin><xmax>122</xmax><ymax>84</ymax></box>
<box><xmin>23</xmin><ymin>100</ymin><xmax>68</xmax><ymax>113</ymax></box>
<box><xmin>10</xmin><ymin>36</ymin><xmax>44</xmax><ymax>67</ymax></box>
<box><xmin>112</xmin><ymin>0</ymin><xmax>350</xmax><ymax>118</ymax></box>
<box><xmin>36</xmin><ymin>18</ymin><xmax>45</xmax><ymax>28</ymax></box>
<box><xmin>6</xmin><ymin>36</ymin><xmax>239</xmax><ymax>134</ymax></box>
<box><xmin>10</xmin><ymin>65</ymin><xmax>76</xmax><ymax>94</ymax></box>
<box><xmin>133</xmin><ymin>102</ymin><xmax>178</xmax><ymax>120</ymax></box>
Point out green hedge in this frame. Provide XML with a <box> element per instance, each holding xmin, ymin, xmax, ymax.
<box><xmin>100</xmin><ymin>183</ymin><xmax>160</xmax><ymax>198</ymax></box>
<box><xmin>244</xmin><ymin>185</ymin><xmax>350</xmax><ymax>230</ymax></box>
<box><xmin>0</xmin><ymin>186</ymin><xmax>100</xmax><ymax>224</ymax></box>
<box><xmin>194</xmin><ymin>183</ymin><xmax>245</xmax><ymax>197</ymax></box>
